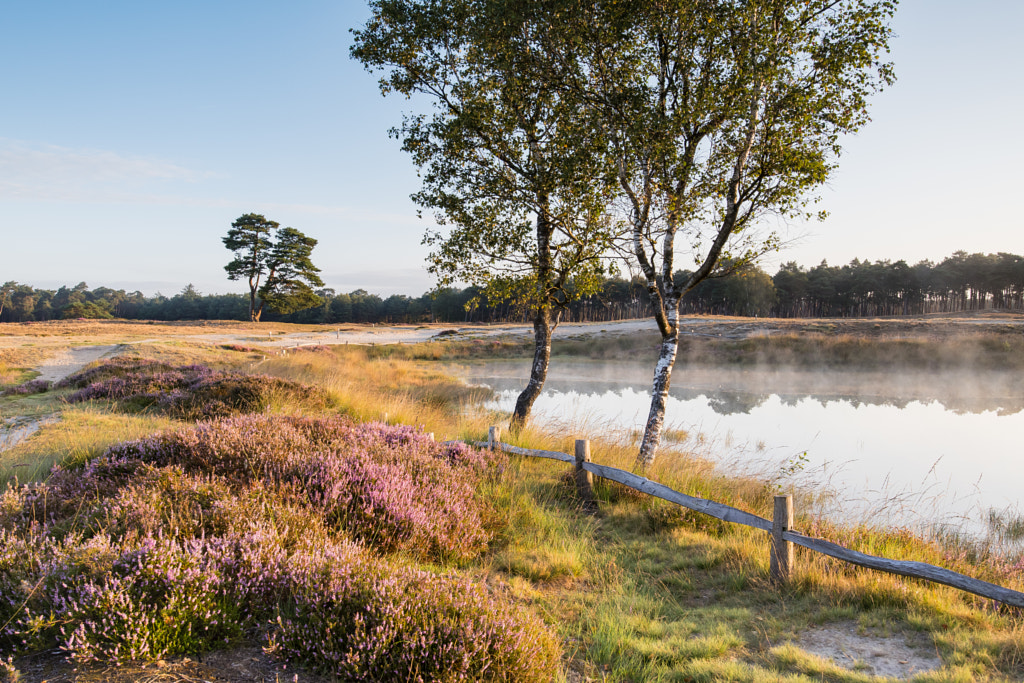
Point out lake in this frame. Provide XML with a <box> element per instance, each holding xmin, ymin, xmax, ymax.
<box><xmin>443</xmin><ymin>359</ymin><xmax>1024</xmax><ymax>534</ymax></box>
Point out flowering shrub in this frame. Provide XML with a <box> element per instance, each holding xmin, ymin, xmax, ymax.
<box><xmin>65</xmin><ymin>367</ymin><xmax>212</xmax><ymax>404</ymax></box>
<box><xmin>0</xmin><ymin>417</ymin><xmax>551</xmax><ymax>680</ymax></box>
<box><xmin>169</xmin><ymin>374</ymin><xmax>333</xmax><ymax>418</ymax></box>
<box><xmin>57</xmin><ymin>357</ymin><xmax>180</xmax><ymax>389</ymax></box>
<box><xmin>1</xmin><ymin>379</ymin><xmax>50</xmax><ymax>396</ymax></box>
<box><xmin>267</xmin><ymin>541</ymin><xmax>558</xmax><ymax>681</ymax></box>
<box><xmin>60</xmin><ymin>360</ymin><xmax>333</xmax><ymax>418</ymax></box>
<box><xmin>0</xmin><ymin>655</ymin><xmax>19</xmax><ymax>682</ymax></box>
<box><xmin>106</xmin><ymin>416</ymin><xmax>497</xmax><ymax>560</ymax></box>
<box><xmin>291</xmin><ymin>344</ymin><xmax>334</xmax><ymax>354</ymax></box>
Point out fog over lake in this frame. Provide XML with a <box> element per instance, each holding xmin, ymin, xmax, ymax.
<box><xmin>444</xmin><ymin>360</ymin><xmax>1024</xmax><ymax>532</ymax></box>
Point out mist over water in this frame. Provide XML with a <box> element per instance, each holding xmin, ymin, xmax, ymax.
<box><xmin>444</xmin><ymin>359</ymin><xmax>1024</xmax><ymax>533</ymax></box>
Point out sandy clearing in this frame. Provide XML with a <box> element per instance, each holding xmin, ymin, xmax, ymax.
<box><xmin>98</xmin><ymin>319</ymin><xmax>661</xmax><ymax>349</ymax></box>
<box><xmin>2</xmin><ymin>313</ymin><xmax>1021</xmax><ymax>353</ymax></box>
<box><xmin>33</xmin><ymin>344</ymin><xmax>121</xmax><ymax>383</ymax></box>
<box><xmin>251</xmin><ymin>318</ymin><xmax>657</xmax><ymax>347</ymax></box>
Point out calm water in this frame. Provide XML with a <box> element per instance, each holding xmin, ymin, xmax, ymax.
<box><xmin>444</xmin><ymin>359</ymin><xmax>1024</xmax><ymax>531</ymax></box>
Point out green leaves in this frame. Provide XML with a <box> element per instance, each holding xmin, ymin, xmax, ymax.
<box><xmin>353</xmin><ymin>0</ymin><xmax>622</xmax><ymax>310</ymax></box>
<box><xmin>222</xmin><ymin>215</ymin><xmax>323</xmax><ymax>322</ymax></box>
<box><xmin>222</xmin><ymin>213</ymin><xmax>276</xmax><ymax>286</ymax></box>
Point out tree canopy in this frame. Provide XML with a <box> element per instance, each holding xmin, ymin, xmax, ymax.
<box><xmin>352</xmin><ymin>0</ymin><xmax>621</xmax><ymax>428</ymax></box>
<box><xmin>223</xmin><ymin>214</ymin><xmax>324</xmax><ymax>322</ymax></box>
<box><xmin>555</xmin><ymin>0</ymin><xmax>897</xmax><ymax>467</ymax></box>
<box><xmin>2</xmin><ymin>250</ymin><xmax>1022</xmax><ymax>324</ymax></box>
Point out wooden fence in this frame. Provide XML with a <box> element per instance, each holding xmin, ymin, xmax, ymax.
<box><xmin>476</xmin><ymin>427</ymin><xmax>1024</xmax><ymax>608</ymax></box>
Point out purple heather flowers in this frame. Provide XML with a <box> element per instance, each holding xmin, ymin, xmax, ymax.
<box><xmin>59</xmin><ymin>358</ymin><xmax>332</xmax><ymax>417</ymax></box>
<box><xmin>0</xmin><ymin>414</ymin><xmax>556</xmax><ymax>681</ymax></box>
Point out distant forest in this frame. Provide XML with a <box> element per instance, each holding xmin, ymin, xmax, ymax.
<box><xmin>3</xmin><ymin>251</ymin><xmax>1023</xmax><ymax>324</ymax></box>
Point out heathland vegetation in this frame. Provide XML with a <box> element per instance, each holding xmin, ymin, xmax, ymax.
<box><xmin>3</xmin><ymin>334</ymin><xmax>1024</xmax><ymax>680</ymax></box>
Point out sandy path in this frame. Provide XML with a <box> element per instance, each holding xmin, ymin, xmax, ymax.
<box><xmin>169</xmin><ymin>318</ymin><xmax>662</xmax><ymax>348</ymax></box>
<box><xmin>1</xmin><ymin>346</ymin><xmax>121</xmax><ymax>453</ymax></box>
<box><xmin>33</xmin><ymin>344</ymin><xmax>121</xmax><ymax>384</ymax></box>
<box><xmin>0</xmin><ymin>415</ymin><xmax>58</xmax><ymax>452</ymax></box>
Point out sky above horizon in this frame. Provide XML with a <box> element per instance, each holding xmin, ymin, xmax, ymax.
<box><xmin>2</xmin><ymin>1</ymin><xmax>1022</xmax><ymax>298</ymax></box>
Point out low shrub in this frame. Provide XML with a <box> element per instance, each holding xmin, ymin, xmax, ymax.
<box><xmin>105</xmin><ymin>416</ymin><xmax>498</xmax><ymax>560</ymax></box>
<box><xmin>0</xmin><ymin>417</ymin><xmax>551</xmax><ymax>681</ymax></box>
<box><xmin>220</xmin><ymin>344</ymin><xmax>260</xmax><ymax>353</ymax></box>
<box><xmin>0</xmin><ymin>379</ymin><xmax>50</xmax><ymax>396</ymax></box>
<box><xmin>290</xmin><ymin>344</ymin><xmax>334</xmax><ymax>354</ymax></box>
<box><xmin>57</xmin><ymin>357</ymin><xmax>181</xmax><ymax>389</ymax></box>
<box><xmin>268</xmin><ymin>540</ymin><xmax>559</xmax><ymax>681</ymax></box>
<box><xmin>60</xmin><ymin>360</ymin><xmax>333</xmax><ymax>418</ymax></box>
<box><xmin>171</xmin><ymin>373</ymin><xmax>332</xmax><ymax>418</ymax></box>
<box><xmin>0</xmin><ymin>528</ymin><xmax>557</xmax><ymax>680</ymax></box>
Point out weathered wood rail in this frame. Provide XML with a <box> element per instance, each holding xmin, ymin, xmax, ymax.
<box><xmin>474</xmin><ymin>427</ymin><xmax>1024</xmax><ymax>608</ymax></box>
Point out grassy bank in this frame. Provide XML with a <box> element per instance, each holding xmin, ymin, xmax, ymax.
<box><xmin>377</xmin><ymin>325</ymin><xmax>1024</xmax><ymax>372</ymax></box>
<box><xmin>2</xmin><ymin>341</ymin><xmax>1024</xmax><ymax>680</ymax></box>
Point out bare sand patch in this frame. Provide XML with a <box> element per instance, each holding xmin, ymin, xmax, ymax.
<box><xmin>34</xmin><ymin>344</ymin><xmax>121</xmax><ymax>383</ymax></box>
<box><xmin>796</xmin><ymin>622</ymin><xmax>941</xmax><ymax>679</ymax></box>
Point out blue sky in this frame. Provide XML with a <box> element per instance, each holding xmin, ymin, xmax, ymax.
<box><xmin>2</xmin><ymin>1</ymin><xmax>1022</xmax><ymax>297</ymax></box>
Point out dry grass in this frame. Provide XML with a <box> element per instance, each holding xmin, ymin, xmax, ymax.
<box><xmin>116</xmin><ymin>340</ymin><xmax>267</xmax><ymax>368</ymax></box>
<box><xmin>0</xmin><ymin>347</ymin><xmax>53</xmax><ymax>387</ymax></box>
<box><xmin>252</xmin><ymin>345</ymin><xmax>493</xmax><ymax>441</ymax></box>
<box><xmin>0</xmin><ymin>319</ymin><xmax>315</xmax><ymax>339</ymax></box>
<box><xmin>0</xmin><ymin>405</ymin><xmax>181</xmax><ymax>483</ymax></box>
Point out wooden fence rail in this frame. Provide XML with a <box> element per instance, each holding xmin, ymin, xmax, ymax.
<box><xmin>475</xmin><ymin>427</ymin><xmax>1024</xmax><ymax>609</ymax></box>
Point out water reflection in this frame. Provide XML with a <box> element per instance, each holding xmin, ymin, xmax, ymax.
<box><xmin>442</xmin><ymin>359</ymin><xmax>1024</xmax><ymax>531</ymax></box>
<box><xmin>446</xmin><ymin>360</ymin><xmax>1024</xmax><ymax>416</ymax></box>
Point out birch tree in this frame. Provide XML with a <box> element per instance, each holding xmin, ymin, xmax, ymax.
<box><xmin>352</xmin><ymin>0</ymin><xmax>620</xmax><ymax>429</ymax></box>
<box><xmin>562</xmin><ymin>0</ymin><xmax>896</xmax><ymax>468</ymax></box>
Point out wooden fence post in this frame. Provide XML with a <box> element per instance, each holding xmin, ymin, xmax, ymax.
<box><xmin>770</xmin><ymin>494</ymin><xmax>795</xmax><ymax>585</ymax></box>
<box><xmin>488</xmin><ymin>426</ymin><xmax>500</xmax><ymax>452</ymax></box>
<box><xmin>575</xmin><ymin>439</ymin><xmax>596</xmax><ymax>511</ymax></box>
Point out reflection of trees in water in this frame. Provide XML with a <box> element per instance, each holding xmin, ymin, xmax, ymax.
<box><xmin>741</xmin><ymin>392</ymin><xmax>1024</xmax><ymax>416</ymax></box>
<box><xmin>669</xmin><ymin>385</ymin><xmax>1023</xmax><ymax>416</ymax></box>
<box><xmin>669</xmin><ymin>387</ymin><xmax>769</xmax><ymax>415</ymax></box>
<box><xmin>457</xmin><ymin>370</ymin><xmax>1024</xmax><ymax>417</ymax></box>
<box><xmin>706</xmin><ymin>392</ymin><xmax>770</xmax><ymax>415</ymax></box>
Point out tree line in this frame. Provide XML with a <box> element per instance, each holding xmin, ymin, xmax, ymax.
<box><xmin>4</xmin><ymin>250</ymin><xmax>1022</xmax><ymax>325</ymax></box>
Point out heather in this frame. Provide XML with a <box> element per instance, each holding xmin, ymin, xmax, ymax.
<box><xmin>0</xmin><ymin>415</ymin><xmax>556</xmax><ymax>681</ymax></box>
<box><xmin>0</xmin><ymin>379</ymin><xmax>50</xmax><ymax>397</ymax></box>
<box><xmin>59</xmin><ymin>358</ymin><xmax>334</xmax><ymax>418</ymax></box>
<box><xmin>99</xmin><ymin>415</ymin><xmax>497</xmax><ymax>559</ymax></box>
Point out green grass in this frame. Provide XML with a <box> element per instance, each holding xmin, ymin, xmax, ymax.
<box><xmin>482</xmin><ymin>451</ymin><xmax>1024</xmax><ymax>681</ymax></box>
